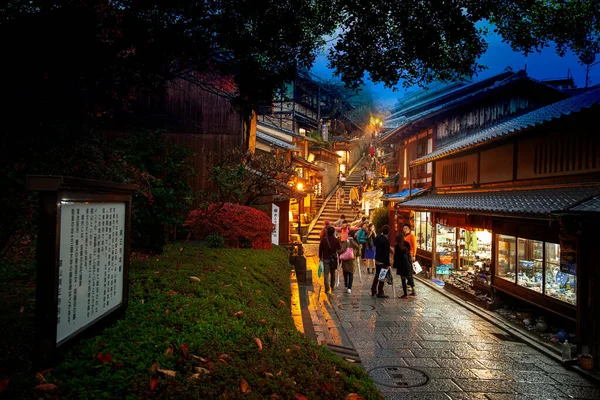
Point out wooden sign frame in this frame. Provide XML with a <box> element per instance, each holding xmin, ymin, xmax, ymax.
<box><xmin>27</xmin><ymin>176</ymin><xmax>137</xmax><ymax>369</ymax></box>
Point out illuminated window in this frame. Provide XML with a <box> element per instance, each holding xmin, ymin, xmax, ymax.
<box><xmin>299</xmin><ymin>128</ymin><xmax>306</xmax><ymax>136</ymax></box>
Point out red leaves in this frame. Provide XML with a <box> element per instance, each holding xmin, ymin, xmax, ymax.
<box><xmin>294</xmin><ymin>394</ymin><xmax>308</xmax><ymax>400</ymax></box>
<box><xmin>0</xmin><ymin>378</ymin><xmax>9</xmax><ymax>393</ymax></box>
<box><xmin>181</xmin><ymin>343</ymin><xmax>190</xmax><ymax>359</ymax></box>
<box><xmin>34</xmin><ymin>383</ymin><xmax>58</xmax><ymax>393</ymax></box>
<box><xmin>185</xmin><ymin>203</ymin><xmax>273</xmax><ymax>249</ymax></box>
<box><xmin>96</xmin><ymin>352</ymin><xmax>112</xmax><ymax>364</ymax></box>
<box><xmin>149</xmin><ymin>377</ymin><xmax>159</xmax><ymax>391</ymax></box>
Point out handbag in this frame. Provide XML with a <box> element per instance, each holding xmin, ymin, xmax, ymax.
<box><xmin>318</xmin><ymin>261</ymin><xmax>323</xmax><ymax>278</ymax></box>
<box><xmin>385</xmin><ymin>269</ymin><xmax>393</xmax><ymax>285</ymax></box>
<box><xmin>378</xmin><ymin>267</ymin><xmax>388</xmax><ymax>282</ymax></box>
<box><xmin>413</xmin><ymin>260</ymin><xmax>423</xmax><ymax>274</ymax></box>
<box><xmin>339</xmin><ymin>245</ymin><xmax>355</xmax><ymax>261</ymax></box>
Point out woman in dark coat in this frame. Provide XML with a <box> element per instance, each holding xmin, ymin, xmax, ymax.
<box><xmin>394</xmin><ymin>232</ymin><xmax>416</xmax><ymax>298</ymax></box>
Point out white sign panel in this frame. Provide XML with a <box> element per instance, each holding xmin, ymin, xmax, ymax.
<box><xmin>57</xmin><ymin>202</ymin><xmax>126</xmax><ymax>344</ymax></box>
<box><xmin>271</xmin><ymin>204</ymin><xmax>280</xmax><ymax>244</ymax></box>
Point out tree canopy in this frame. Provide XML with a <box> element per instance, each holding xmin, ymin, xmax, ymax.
<box><xmin>2</xmin><ymin>0</ymin><xmax>599</xmax><ymax>131</ymax></box>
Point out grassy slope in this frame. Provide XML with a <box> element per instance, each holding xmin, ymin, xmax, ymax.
<box><xmin>1</xmin><ymin>245</ymin><xmax>383</xmax><ymax>399</ymax></box>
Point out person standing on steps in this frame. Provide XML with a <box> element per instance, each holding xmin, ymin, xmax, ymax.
<box><xmin>356</xmin><ymin>222</ymin><xmax>368</xmax><ymax>260</ymax></box>
<box><xmin>394</xmin><ymin>232</ymin><xmax>416</xmax><ymax>298</ymax></box>
<box><xmin>339</xmin><ymin>230</ymin><xmax>361</xmax><ymax>294</ymax></box>
<box><xmin>371</xmin><ymin>225</ymin><xmax>391</xmax><ymax>298</ymax></box>
<box><xmin>319</xmin><ymin>226</ymin><xmax>341</xmax><ymax>294</ymax></box>
<box><xmin>333</xmin><ymin>214</ymin><xmax>346</xmax><ymax>228</ymax></box>
<box><xmin>335</xmin><ymin>186</ymin><xmax>345</xmax><ymax>211</ymax></box>
<box><xmin>349</xmin><ymin>186</ymin><xmax>360</xmax><ymax>218</ymax></box>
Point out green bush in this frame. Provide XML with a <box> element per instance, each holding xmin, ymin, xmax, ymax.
<box><xmin>205</xmin><ymin>234</ymin><xmax>224</xmax><ymax>248</ymax></box>
<box><xmin>371</xmin><ymin>206</ymin><xmax>389</xmax><ymax>233</ymax></box>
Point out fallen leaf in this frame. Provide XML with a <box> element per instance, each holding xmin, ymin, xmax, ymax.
<box><xmin>239</xmin><ymin>281</ymin><xmax>243</xmax><ymax>287</ymax></box>
<box><xmin>278</xmin><ymin>300</ymin><xmax>285</xmax><ymax>307</ymax></box>
<box><xmin>19</xmin><ymin>306</ymin><xmax>24</xmax><ymax>313</ymax></box>
<box><xmin>192</xmin><ymin>355</ymin><xmax>208</xmax><ymax>362</ymax></box>
<box><xmin>165</xmin><ymin>347</ymin><xmax>173</xmax><ymax>358</ymax></box>
<box><xmin>260</xmin><ymin>319</ymin><xmax>267</xmax><ymax>324</ymax></box>
<box><xmin>254</xmin><ymin>337</ymin><xmax>263</xmax><ymax>351</ymax></box>
<box><xmin>141</xmin><ymin>299</ymin><xmax>145</xmax><ymax>304</ymax></box>
<box><xmin>218</xmin><ymin>358</ymin><xmax>229</xmax><ymax>365</ymax></box>
<box><xmin>264</xmin><ymin>372</ymin><xmax>274</xmax><ymax>377</ymax></box>
<box><xmin>276</xmin><ymin>370</ymin><xmax>282</xmax><ymax>376</ymax></box>
<box><xmin>294</xmin><ymin>394</ymin><xmax>308</xmax><ymax>400</ymax></box>
<box><xmin>189</xmin><ymin>276</ymin><xmax>201</xmax><ymax>282</ymax></box>
<box><xmin>33</xmin><ymin>383</ymin><xmax>58</xmax><ymax>392</ymax></box>
<box><xmin>35</xmin><ymin>372</ymin><xmax>46</xmax><ymax>383</ymax></box>
<box><xmin>291</xmin><ymin>345</ymin><xmax>301</xmax><ymax>351</ymax></box>
<box><xmin>256</xmin><ymin>290</ymin><xmax>262</xmax><ymax>295</ymax></box>
<box><xmin>286</xmin><ymin>349</ymin><xmax>291</xmax><ymax>353</ymax></box>
<box><xmin>224</xmin><ymin>284</ymin><xmax>232</xmax><ymax>287</ymax></box>
<box><xmin>149</xmin><ymin>377</ymin><xmax>159</xmax><ymax>391</ymax></box>
<box><xmin>194</xmin><ymin>367</ymin><xmax>210</xmax><ymax>374</ymax></box>
<box><xmin>244</xmin><ymin>266</ymin><xmax>247</xmax><ymax>270</ymax></box>
<box><xmin>335</xmin><ymin>371</ymin><xmax>341</xmax><ymax>376</ymax></box>
<box><xmin>235</xmin><ymin>311</ymin><xmax>244</xmax><ymax>318</ymax></box>
<box><xmin>167</xmin><ymin>291</ymin><xmax>179</xmax><ymax>295</ymax></box>
<box><xmin>0</xmin><ymin>378</ymin><xmax>9</xmax><ymax>393</ymax></box>
<box><xmin>218</xmin><ymin>354</ymin><xmax>231</xmax><ymax>360</ymax></box>
<box><xmin>157</xmin><ymin>368</ymin><xmax>177</xmax><ymax>377</ymax></box>
<box><xmin>150</xmin><ymin>362</ymin><xmax>159</xmax><ymax>373</ymax></box>
<box><xmin>240</xmin><ymin>378</ymin><xmax>250</xmax><ymax>393</ymax></box>
<box><xmin>346</xmin><ymin>394</ymin><xmax>365</xmax><ymax>400</ymax></box>
<box><xmin>344</xmin><ymin>358</ymin><xmax>357</xmax><ymax>363</ymax></box>
<box><xmin>96</xmin><ymin>352</ymin><xmax>112</xmax><ymax>364</ymax></box>
<box><xmin>181</xmin><ymin>343</ymin><xmax>189</xmax><ymax>358</ymax></box>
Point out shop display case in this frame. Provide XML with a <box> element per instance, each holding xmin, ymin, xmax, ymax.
<box><xmin>414</xmin><ymin>212</ymin><xmax>433</xmax><ymax>252</ymax></box>
<box><xmin>494</xmin><ymin>234</ymin><xmax>576</xmax><ymax>306</ymax></box>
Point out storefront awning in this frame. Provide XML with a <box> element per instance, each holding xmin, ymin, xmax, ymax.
<box><xmin>381</xmin><ymin>187</ymin><xmax>425</xmax><ymax>201</ymax></box>
<box><xmin>397</xmin><ymin>186</ymin><xmax>600</xmax><ymax>216</ymax></box>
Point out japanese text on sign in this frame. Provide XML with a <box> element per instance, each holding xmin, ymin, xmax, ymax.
<box><xmin>57</xmin><ymin>202</ymin><xmax>125</xmax><ymax>344</ymax></box>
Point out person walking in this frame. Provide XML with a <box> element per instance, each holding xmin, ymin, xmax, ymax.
<box><xmin>349</xmin><ymin>186</ymin><xmax>360</xmax><ymax>218</ymax></box>
<box><xmin>365</xmin><ymin>224</ymin><xmax>376</xmax><ymax>273</ymax></box>
<box><xmin>339</xmin><ymin>230</ymin><xmax>361</xmax><ymax>294</ymax></box>
<box><xmin>371</xmin><ymin>225</ymin><xmax>391</xmax><ymax>298</ymax></box>
<box><xmin>319</xmin><ymin>226</ymin><xmax>341</xmax><ymax>294</ymax></box>
<box><xmin>356</xmin><ymin>222</ymin><xmax>368</xmax><ymax>260</ymax></box>
<box><xmin>335</xmin><ymin>186</ymin><xmax>345</xmax><ymax>211</ymax></box>
<box><xmin>394</xmin><ymin>232</ymin><xmax>416</xmax><ymax>298</ymax></box>
<box><xmin>320</xmin><ymin>220</ymin><xmax>331</xmax><ymax>240</ymax></box>
<box><xmin>403</xmin><ymin>223</ymin><xmax>417</xmax><ymax>261</ymax></box>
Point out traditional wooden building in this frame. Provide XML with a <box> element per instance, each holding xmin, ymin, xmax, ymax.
<box><xmin>398</xmin><ymin>87</ymin><xmax>600</xmax><ymax>363</ymax></box>
<box><xmin>380</xmin><ymin>70</ymin><xmax>568</xmax><ymax>265</ymax></box>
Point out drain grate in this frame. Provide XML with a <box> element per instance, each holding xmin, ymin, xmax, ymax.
<box><xmin>490</xmin><ymin>332</ymin><xmax>521</xmax><ymax>342</ymax></box>
<box><xmin>367</xmin><ymin>366</ymin><xmax>430</xmax><ymax>388</ymax></box>
<box><xmin>337</xmin><ymin>303</ymin><xmax>375</xmax><ymax>311</ymax></box>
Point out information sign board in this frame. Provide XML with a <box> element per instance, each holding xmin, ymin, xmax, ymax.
<box><xmin>271</xmin><ymin>204</ymin><xmax>280</xmax><ymax>244</ymax></box>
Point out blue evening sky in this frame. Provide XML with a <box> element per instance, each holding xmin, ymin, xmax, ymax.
<box><xmin>310</xmin><ymin>31</ymin><xmax>599</xmax><ymax>108</ymax></box>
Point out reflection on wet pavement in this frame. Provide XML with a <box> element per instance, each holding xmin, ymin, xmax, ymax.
<box><xmin>302</xmin><ymin>244</ymin><xmax>600</xmax><ymax>400</ymax></box>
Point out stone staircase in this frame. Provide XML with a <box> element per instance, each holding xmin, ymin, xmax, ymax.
<box><xmin>306</xmin><ymin>166</ymin><xmax>365</xmax><ymax>244</ymax></box>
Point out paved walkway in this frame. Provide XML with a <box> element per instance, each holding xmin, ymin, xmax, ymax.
<box><xmin>302</xmin><ymin>244</ymin><xmax>600</xmax><ymax>400</ymax></box>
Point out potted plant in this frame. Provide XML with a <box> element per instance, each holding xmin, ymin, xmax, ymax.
<box><xmin>578</xmin><ymin>353</ymin><xmax>594</xmax><ymax>370</ymax></box>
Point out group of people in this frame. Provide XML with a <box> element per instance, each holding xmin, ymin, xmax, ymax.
<box><xmin>319</xmin><ymin>219</ymin><xmax>419</xmax><ymax>299</ymax></box>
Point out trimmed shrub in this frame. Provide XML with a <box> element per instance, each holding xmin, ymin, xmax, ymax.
<box><xmin>371</xmin><ymin>206</ymin><xmax>389</xmax><ymax>233</ymax></box>
<box><xmin>185</xmin><ymin>203</ymin><xmax>274</xmax><ymax>249</ymax></box>
<box><xmin>205</xmin><ymin>234</ymin><xmax>224</xmax><ymax>248</ymax></box>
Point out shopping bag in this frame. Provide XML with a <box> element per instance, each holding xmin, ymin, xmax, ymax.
<box><xmin>378</xmin><ymin>267</ymin><xmax>388</xmax><ymax>282</ymax></box>
<box><xmin>339</xmin><ymin>246</ymin><xmax>355</xmax><ymax>261</ymax></box>
<box><xmin>413</xmin><ymin>261</ymin><xmax>423</xmax><ymax>274</ymax></box>
<box><xmin>318</xmin><ymin>261</ymin><xmax>323</xmax><ymax>278</ymax></box>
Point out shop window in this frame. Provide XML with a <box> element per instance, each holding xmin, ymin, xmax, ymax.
<box><xmin>544</xmin><ymin>242</ymin><xmax>577</xmax><ymax>305</ymax></box>
<box><xmin>496</xmin><ymin>234</ymin><xmax>516</xmax><ymax>281</ymax></box>
<box><xmin>414</xmin><ymin>212</ymin><xmax>432</xmax><ymax>252</ymax></box>
<box><xmin>459</xmin><ymin>229</ymin><xmax>492</xmax><ymax>273</ymax></box>
<box><xmin>494</xmin><ymin>235</ymin><xmax>577</xmax><ymax>306</ymax></box>
<box><xmin>517</xmin><ymin>238</ymin><xmax>543</xmax><ymax>293</ymax></box>
<box><xmin>436</xmin><ymin>224</ymin><xmax>456</xmax><ymax>272</ymax></box>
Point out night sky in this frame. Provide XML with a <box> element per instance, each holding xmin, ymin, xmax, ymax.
<box><xmin>311</xmin><ymin>31</ymin><xmax>599</xmax><ymax>108</ymax></box>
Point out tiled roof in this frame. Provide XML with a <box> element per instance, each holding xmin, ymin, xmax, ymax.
<box><xmin>411</xmin><ymin>86</ymin><xmax>600</xmax><ymax>166</ymax></box>
<box><xmin>398</xmin><ymin>186</ymin><xmax>600</xmax><ymax>216</ymax></box>
<box><xmin>381</xmin><ymin>72</ymin><xmax>565</xmax><ymax>141</ymax></box>
<box><xmin>569</xmin><ymin>195</ymin><xmax>600</xmax><ymax>213</ymax></box>
<box><xmin>257</xmin><ymin>122</ymin><xmax>318</xmax><ymax>142</ymax></box>
<box><xmin>256</xmin><ymin>132</ymin><xmax>300</xmax><ymax>151</ymax></box>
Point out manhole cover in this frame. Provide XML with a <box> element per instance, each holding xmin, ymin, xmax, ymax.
<box><xmin>367</xmin><ymin>366</ymin><xmax>430</xmax><ymax>388</ymax></box>
<box><xmin>337</xmin><ymin>303</ymin><xmax>375</xmax><ymax>311</ymax></box>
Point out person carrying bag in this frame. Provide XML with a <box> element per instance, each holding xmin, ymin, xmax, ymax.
<box><xmin>394</xmin><ymin>232</ymin><xmax>416</xmax><ymax>298</ymax></box>
<box><xmin>318</xmin><ymin>226</ymin><xmax>340</xmax><ymax>294</ymax></box>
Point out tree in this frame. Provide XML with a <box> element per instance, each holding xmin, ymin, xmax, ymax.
<box><xmin>2</xmin><ymin>0</ymin><xmax>599</xmax><ymax>149</ymax></box>
<box><xmin>328</xmin><ymin>1</ymin><xmax>600</xmax><ymax>90</ymax></box>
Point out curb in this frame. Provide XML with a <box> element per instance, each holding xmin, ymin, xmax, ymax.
<box><xmin>415</xmin><ymin>276</ymin><xmax>600</xmax><ymax>385</ymax></box>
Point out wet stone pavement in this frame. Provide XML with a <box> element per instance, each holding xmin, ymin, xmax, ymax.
<box><xmin>302</xmin><ymin>245</ymin><xmax>600</xmax><ymax>400</ymax></box>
